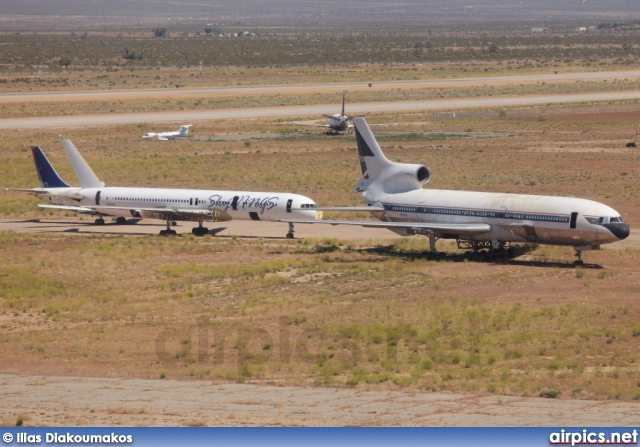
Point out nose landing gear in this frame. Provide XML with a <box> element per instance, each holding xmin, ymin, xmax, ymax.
<box><xmin>286</xmin><ymin>222</ymin><xmax>295</xmax><ymax>239</ymax></box>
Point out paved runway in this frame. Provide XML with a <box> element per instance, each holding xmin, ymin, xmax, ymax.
<box><xmin>2</xmin><ymin>70</ymin><xmax>640</xmax><ymax>129</ymax></box>
<box><xmin>0</xmin><ymin>218</ymin><xmax>398</xmax><ymax>241</ymax></box>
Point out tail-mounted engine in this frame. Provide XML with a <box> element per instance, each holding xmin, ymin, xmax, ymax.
<box><xmin>382</xmin><ymin>163</ymin><xmax>431</xmax><ymax>193</ymax></box>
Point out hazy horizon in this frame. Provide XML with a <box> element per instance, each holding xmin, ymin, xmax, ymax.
<box><xmin>2</xmin><ymin>0</ymin><xmax>639</xmax><ymax>29</ymax></box>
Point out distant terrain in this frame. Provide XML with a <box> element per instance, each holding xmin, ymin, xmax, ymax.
<box><xmin>1</xmin><ymin>0</ymin><xmax>639</xmax><ymax>28</ymax></box>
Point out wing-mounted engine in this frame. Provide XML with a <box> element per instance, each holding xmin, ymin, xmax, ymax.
<box><xmin>381</xmin><ymin>163</ymin><xmax>431</xmax><ymax>194</ymax></box>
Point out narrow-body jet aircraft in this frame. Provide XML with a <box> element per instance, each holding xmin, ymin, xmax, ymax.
<box><xmin>8</xmin><ymin>137</ymin><xmax>320</xmax><ymax>237</ymax></box>
<box><xmin>282</xmin><ymin>118</ymin><xmax>629</xmax><ymax>264</ymax></box>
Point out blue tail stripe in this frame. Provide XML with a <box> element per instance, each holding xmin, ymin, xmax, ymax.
<box><xmin>31</xmin><ymin>146</ymin><xmax>70</xmax><ymax>188</ymax></box>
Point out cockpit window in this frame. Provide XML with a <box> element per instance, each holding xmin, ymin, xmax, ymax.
<box><xmin>300</xmin><ymin>204</ymin><xmax>317</xmax><ymax>209</ymax></box>
<box><xmin>588</xmin><ymin>216</ymin><xmax>624</xmax><ymax>225</ymax></box>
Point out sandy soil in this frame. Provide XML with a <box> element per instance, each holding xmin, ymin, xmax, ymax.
<box><xmin>2</xmin><ymin>374</ymin><xmax>638</xmax><ymax>427</ymax></box>
<box><xmin>2</xmin><ymin>70</ymin><xmax>639</xmax><ymax>104</ymax></box>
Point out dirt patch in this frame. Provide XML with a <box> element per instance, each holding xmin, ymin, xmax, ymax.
<box><xmin>1</xmin><ymin>374</ymin><xmax>637</xmax><ymax>427</ymax></box>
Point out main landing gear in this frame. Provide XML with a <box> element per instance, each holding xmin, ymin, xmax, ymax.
<box><xmin>159</xmin><ymin>217</ymin><xmax>177</xmax><ymax>236</ymax></box>
<box><xmin>457</xmin><ymin>240</ymin><xmax>514</xmax><ymax>261</ymax></box>
<box><xmin>191</xmin><ymin>220</ymin><xmax>209</xmax><ymax>237</ymax></box>
<box><xmin>286</xmin><ymin>222</ymin><xmax>295</xmax><ymax>239</ymax></box>
<box><xmin>94</xmin><ymin>216</ymin><xmax>127</xmax><ymax>225</ymax></box>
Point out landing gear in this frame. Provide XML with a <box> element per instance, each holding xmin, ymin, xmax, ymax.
<box><xmin>428</xmin><ymin>231</ymin><xmax>437</xmax><ymax>252</ymax></box>
<box><xmin>574</xmin><ymin>249</ymin><xmax>584</xmax><ymax>266</ymax></box>
<box><xmin>286</xmin><ymin>222</ymin><xmax>295</xmax><ymax>239</ymax></box>
<box><xmin>456</xmin><ymin>240</ymin><xmax>512</xmax><ymax>261</ymax></box>
<box><xmin>191</xmin><ymin>220</ymin><xmax>209</xmax><ymax>237</ymax></box>
<box><xmin>159</xmin><ymin>217</ymin><xmax>177</xmax><ymax>236</ymax></box>
<box><xmin>95</xmin><ymin>217</ymin><xmax>105</xmax><ymax>225</ymax></box>
<box><xmin>116</xmin><ymin>216</ymin><xmax>126</xmax><ymax>225</ymax></box>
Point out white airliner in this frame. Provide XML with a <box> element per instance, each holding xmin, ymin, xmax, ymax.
<box><xmin>142</xmin><ymin>124</ymin><xmax>192</xmax><ymax>140</ymax></box>
<box><xmin>7</xmin><ymin>137</ymin><xmax>320</xmax><ymax>237</ymax></box>
<box><xmin>283</xmin><ymin>117</ymin><xmax>630</xmax><ymax>264</ymax></box>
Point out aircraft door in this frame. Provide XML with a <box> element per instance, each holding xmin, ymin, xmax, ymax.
<box><xmin>95</xmin><ymin>191</ymin><xmax>101</xmax><ymax>206</ymax></box>
<box><xmin>286</xmin><ymin>199</ymin><xmax>293</xmax><ymax>213</ymax></box>
<box><xmin>570</xmin><ymin>212</ymin><xmax>578</xmax><ymax>229</ymax></box>
<box><xmin>231</xmin><ymin>196</ymin><xmax>239</xmax><ymax>211</ymax></box>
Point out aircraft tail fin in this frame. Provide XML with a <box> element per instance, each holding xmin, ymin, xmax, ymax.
<box><xmin>353</xmin><ymin>117</ymin><xmax>392</xmax><ymax>180</ymax></box>
<box><xmin>352</xmin><ymin>117</ymin><xmax>431</xmax><ymax>194</ymax></box>
<box><xmin>179</xmin><ymin>124</ymin><xmax>192</xmax><ymax>136</ymax></box>
<box><xmin>59</xmin><ymin>136</ymin><xmax>105</xmax><ymax>188</ymax></box>
<box><xmin>31</xmin><ymin>146</ymin><xmax>71</xmax><ymax>188</ymax></box>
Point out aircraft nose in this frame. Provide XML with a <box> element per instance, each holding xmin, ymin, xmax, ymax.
<box><xmin>603</xmin><ymin>223</ymin><xmax>630</xmax><ymax>240</ymax></box>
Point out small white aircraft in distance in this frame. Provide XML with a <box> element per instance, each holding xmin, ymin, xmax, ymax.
<box><xmin>7</xmin><ymin>137</ymin><xmax>320</xmax><ymax>237</ymax></box>
<box><xmin>142</xmin><ymin>124</ymin><xmax>192</xmax><ymax>140</ymax></box>
<box><xmin>282</xmin><ymin>117</ymin><xmax>629</xmax><ymax>264</ymax></box>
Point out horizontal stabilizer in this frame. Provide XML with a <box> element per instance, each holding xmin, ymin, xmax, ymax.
<box><xmin>6</xmin><ymin>187</ymin><xmax>49</xmax><ymax>194</ymax></box>
<box><xmin>283</xmin><ymin>121</ymin><xmax>330</xmax><ymax>128</ymax></box>
<box><xmin>6</xmin><ymin>188</ymin><xmax>82</xmax><ymax>201</ymax></box>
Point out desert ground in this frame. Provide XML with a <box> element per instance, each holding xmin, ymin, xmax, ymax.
<box><xmin>2</xmin><ymin>374</ymin><xmax>639</xmax><ymax>426</ymax></box>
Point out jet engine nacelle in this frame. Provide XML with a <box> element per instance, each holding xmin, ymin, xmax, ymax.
<box><xmin>382</xmin><ymin>163</ymin><xmax>431</xmax><ymax>193</ymax></box>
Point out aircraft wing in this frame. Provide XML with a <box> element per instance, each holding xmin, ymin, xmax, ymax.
<box><xmin>279</xmin><ymin>218</ymin><xmax>492</xmax><ymax>236</ymax></box>
<box><xmin>284</xmin><ymin>121</ymin><xmax>331</xmax><ymax>128</ymax></box>
<box><xmin>38</xmin><ymin>204</ymin><xmax>231</xmax><ymax>222</ymax></box>
<box><xmin>39</xmin><ymin>204</ymin><xmax>100</xmax><ymax>215</ymax></box>
<box><xmin>294</xmin><ymin>206</ymin><xmax>385</xmax><ymax>212</ymax></box>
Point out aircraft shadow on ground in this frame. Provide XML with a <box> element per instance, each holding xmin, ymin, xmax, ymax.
<box><xmin>13</xmin><ymin>220</ymin><xmax>602</xmax><ymax>269</ymax></box>
<box><xmin>316</xmin><ymin>244</ymin><xmax>603</xmax><ymax>270</ymax></box>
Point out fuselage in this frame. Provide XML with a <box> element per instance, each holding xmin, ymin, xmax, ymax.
<box><xmin>43</xmin><ymin>186</ymin><xmax>320</xmax><ymax>222</ymax></box>
<box><xmin>329</xmin><ymin>114</ymin><xmax>349</xmax><ymax>132</ymax></box>
<box><xmin>366</xmin><ymin>188</ymin><xmax>629</xmax><ymax>248</ymax></box>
